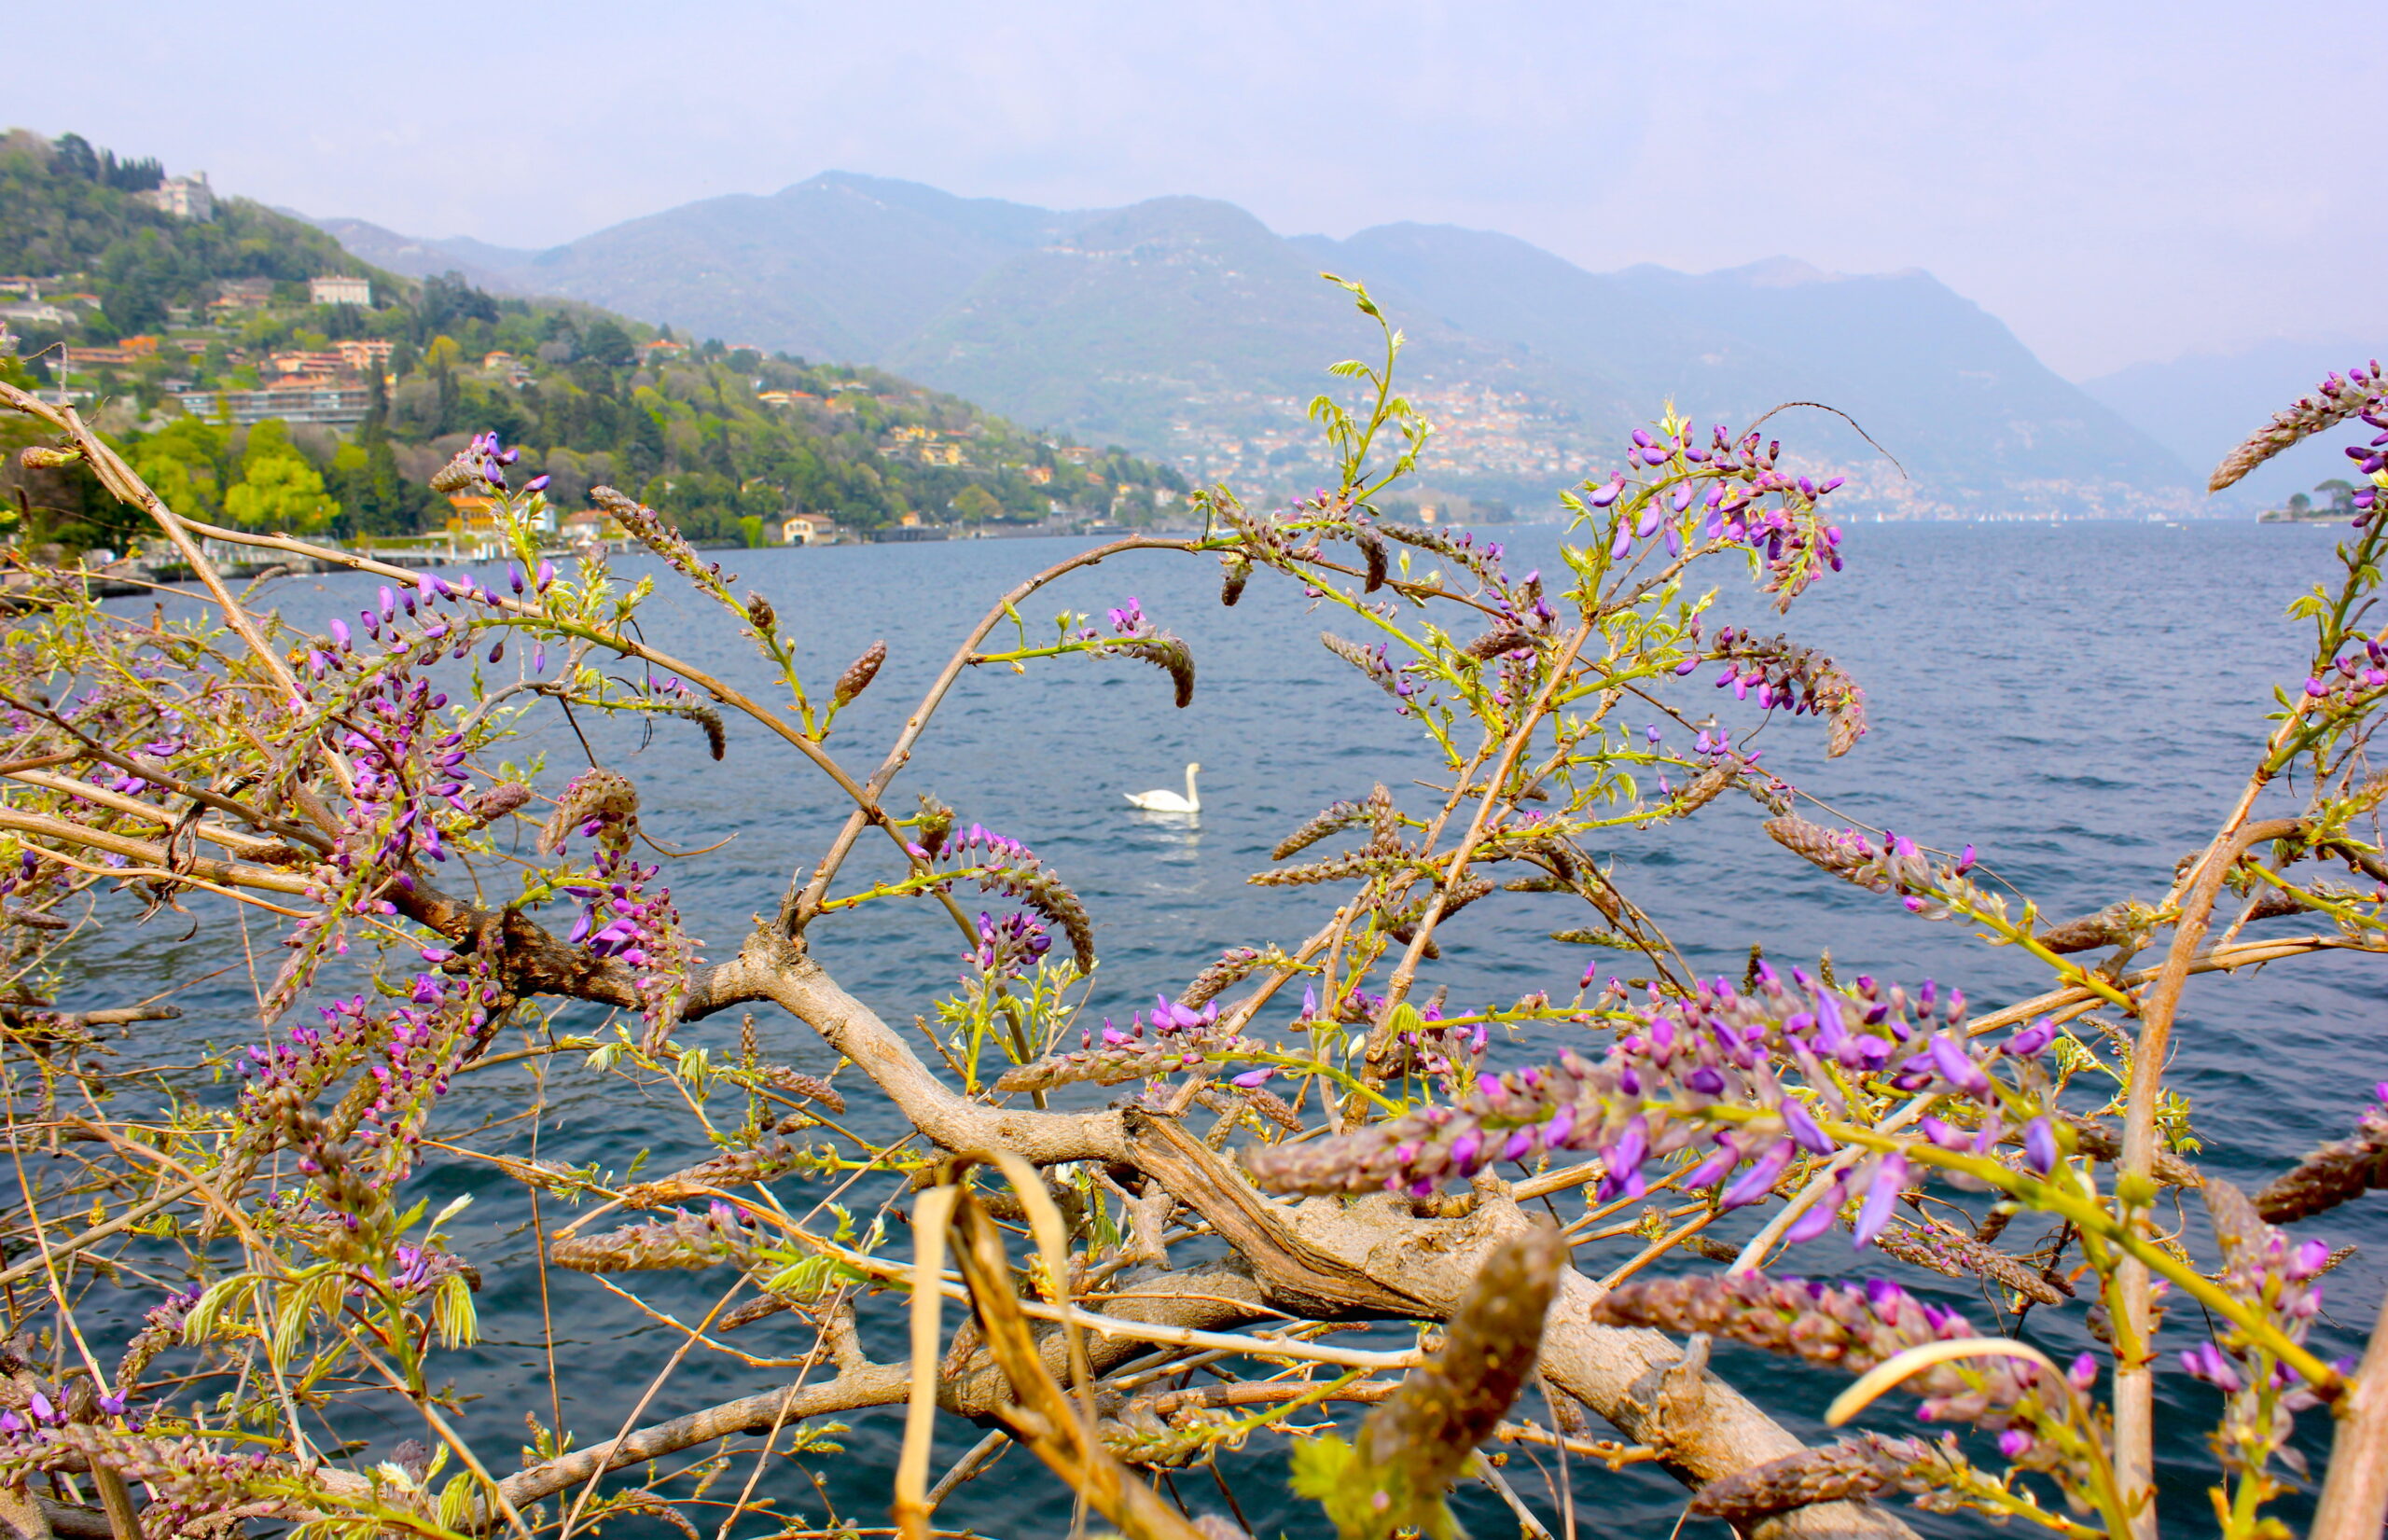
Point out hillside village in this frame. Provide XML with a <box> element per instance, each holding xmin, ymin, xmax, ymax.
<box><xmin>0</xmin><ymin>132</ymin><xmax>1188</xmax><ymax>560</ymax></box>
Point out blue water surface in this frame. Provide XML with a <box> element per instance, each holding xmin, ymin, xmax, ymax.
<box><xmin>56</xmin><ymin>520</ymin><xmax>2388</xmax><ymax>1537</ymax></box>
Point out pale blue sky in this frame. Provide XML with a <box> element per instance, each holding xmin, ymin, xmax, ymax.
<box><xmin>17</xmin><ymin>1</ymin><xmax>2381</xmax><ymax>378</ymax></box>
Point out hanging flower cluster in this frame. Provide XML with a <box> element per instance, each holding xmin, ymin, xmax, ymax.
<box><xmin>1696</xmin><ymin>626</ymin><xmax>1868</xmax><ymax>756</ymax></box>
<box><xmin>1176</xmin><ymin>946</ymin><xmax>1269</xmax><ymax>1007</ymax></box>
<box><xmin>429</xmin><ymin>429</ymin><xmax>522</xmax><ymax>493</ymax></box>
<box><xmin>996</xmin><ymin>992</ymin><xmax>1253</xmax><ymax>1093</ymax></box>
<box><xmin>2208</xmin><ymin>360</ymin><xmax>2385</xmax><ymax>496</ymax></box>
<box><xmin>1071</xmin><ymin>595</ymin><xmax>1196</xmax><ymax>709</ymax></box>
<box><xmin>1687</xmin><ymin>1432</ymin><xmax>1974</xmax><ymax>1524</ymax></box>
<box><xmin>1243</xmin><ymin>964</ymin><xmax>2054</xmax><ymax>1219</ymax></box>
<box><xmin>2255</xmin><ymin>1080</ymin><xmax>2388</xmax><ymax>1221</ymax></box>
<box><xmin>544</xmin><ymin>769</ymin><xmax>700</xmax><ymax>1035</ymax></box>
<box><xmin>967</xmin><ymin>909</ymin><xmax>1052</xmax><ymax>979</ymax></box>
<box><xmin>1764</xmin><ymin>815</ymin><xmax>1992</xmax><ymax>921</ymax></box>
<box><xmin>2174</xmin><ymin>1180</ymin><xmax>2343</xmax><ymax>1493</ymax></box>
<box><xmin>551</xmin><ymin>1200</ymin><xmax>760</xmax><ymax>1272</ymax></box>
<box><xmin>1292</xmin><ymin>1228</ymin><xmax>1565</xmax><ymax>1540</ymax></box>
<box><xmin>235</xmin><ymin>992</ymin><xmax>380</xmax><ymax>1131</ymax></box>
<box><xmin>1589</xmin><ymin>1272</ymin><xmax>2096</xmax><ymax>1452</ymax></box>
<box><xmin>351</xmin><ymin>950</ymin><xmax>510</xmax><ymax>1179</ymax></box>
<box><xmin>920</xmin><ymin>821</ymin><xmax>1095</xmax><ymax>970</ymax></box>
<box><xmin>591</xmin><ymin>484</ymin><xmax>724</xmax><ymax>588</ymax></box>
<box><xmin>1593</xmin><ymin>421</ymin><xmax>1847</xmax><ymax>605</ymax></box>
<box><xmin>2300</xmin><ymin>635</ymin><xmax>2388</xmax><ymax>710</ymax></box>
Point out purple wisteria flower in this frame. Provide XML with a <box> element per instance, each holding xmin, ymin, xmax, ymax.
<box><xmin>1243</xmin><ymin>964</ymin><xmax>2053</xmax><ymax>1217</ymax></box>
<box><xmin>1591</xmin><ymin>1270</ymin><xmax>2104</xmax><ymax>1487</ymax></box>
<box><xmin>997</xmin><ymin>992</ymin><xmax>1250</xmax><ymax>1093</ymax></box>
<box><xmin>967</xmin><ymin>909</ymin><xmax>1052</xmax><ymax>979</ymax></box>
<box><xmin>2209</xmin><ymin>361</ymin><xmax>2386</xmax><ymax>495</ymax></box>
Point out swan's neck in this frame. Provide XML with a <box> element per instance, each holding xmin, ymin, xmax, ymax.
<box><xmin>1184</xmin><ymin>767</ymin><xmax>1201</xmax><ymax>809</ymax></box>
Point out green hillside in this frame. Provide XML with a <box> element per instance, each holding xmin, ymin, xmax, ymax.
<box><xmin>0</xmin><ymin>132</ymin><xmax>1181</xmax><ymax>554</ymax></box>
<box><xmin>0</xmin><ymin>131</ymin><xmax>374</xmax><ymax>333</ymax></box>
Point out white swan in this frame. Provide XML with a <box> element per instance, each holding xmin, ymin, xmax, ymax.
<box><xmin>1125</xmin><ymin>762</ymin><xmax>1201</xmax><ymax>813</ymax></box>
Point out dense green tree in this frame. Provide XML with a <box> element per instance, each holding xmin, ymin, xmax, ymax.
<box><xmin>582</xmin><ymin>318</ymin><xmax>635</xmax><ymax>368</ymax></box>
<box><xmin>223</xmin><ymin>420</ymin><xmax>337</xmax><ymax>533</ymax></box>
<box><xmin>951</xmin><ymin>484</ymin><xmax>1003</xmax><ymax>524</ymax></box>
<box><xmin>129</xmin><ymin>417</ymin><xmax>229</xmax><ymax>520</ymax></box>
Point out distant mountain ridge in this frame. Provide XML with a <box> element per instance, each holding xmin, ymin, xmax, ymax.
<box><xmin>2082</xmin><ymin>340</ymin><xmax>2386</xmax><ymax>512</ymax></box>
<box><xmin>313</xmin><ymin>172</ymin><xmax>2201</xmax><ymax>518</ymax></box>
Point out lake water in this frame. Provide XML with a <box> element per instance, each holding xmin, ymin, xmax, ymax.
<box><xmin>64</xmin><ymin>520</ymin><xmax>2388</xmax><ymax>1536</ymax></box>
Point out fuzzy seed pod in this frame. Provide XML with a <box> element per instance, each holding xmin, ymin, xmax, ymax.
<box><xmin>538</xmin><ymin>769</ymin><xmax>638</xmax><ymax>853</ymax></box>
<box><xmin>1461</xmin><ymin>629</ymin><xmax>1536</xmax><ymax>661</ymax></box>
<box><xmin>767</xmin><ymin>1066</ymin><xmax>848</xmax><ymax>1116</ymax></box>
<box><xmin>1272</xmin><ymin>798</ymin><xmax>1371</xmax><ymax>860</ymax></box>
<box><xmin>18</xmin><ymin>445</ymin><xmax>81</xmax><ymax>469</ymax></box>
<box><xmin>2255</xmin><ymin>1095</ymin><xmax>2388</xmax><ymax>1222</ymax></box>
<box><xmin>1297</xmin><ymin>1228</ymin><xmax>1566</xmax><ymax>1539</ymax></box>
<box><xmin>1873</xmin><ymin>1220</ymin><xmax>2066</xmax><ymax>1305</ymax></box>
<box><xmin>1690</xmin><ymin>1432</ymin><xmax>1956</xmax><ymax>1521</ymax></box>
<box><xmin>834</xmin><ymin>639</ymin><xmax>886</xmax><ymax>706</ymax></box>
<box><xmin>1220</xmin><ymin>556</ymin><xmax>1252</xmax><ymax>606</ymax></box>
<box><xmin>745</xmin><ymin>591</ymin><xmax>777</xmax><ymax>632</ymax></box>
<box><xmin>549</xmin><ymin>1202</ymin><xmax>756</xmax><ymax>1271</ymax></box>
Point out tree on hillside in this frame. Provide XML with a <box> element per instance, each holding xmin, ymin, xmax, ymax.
<box><xmin>951</xmin><ymin>483</ymin><xmax>1003</xmax><ymax>525</ymax></box>
<box><xmin>222</xmin><ymin>418</ymin><xmax>337</xmax><ymax>532</ymax></box>
<box><xmin>582</xmin><ymin>316</ymin><xmax>635</xmax><ymax>368</ymax></box>
<box><xmin>128</xmin><ymin>416</ymin><xmax>228</xmax><ymax>521</ymax></box>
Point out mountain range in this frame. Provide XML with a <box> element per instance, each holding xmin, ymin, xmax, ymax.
<box><xmin>2080</xmin><ymin>339</ymin><xmax>2385</xmax><ymax>512</ymax></box>
<box><xmin>319</xmin><ymin>173</ymin><xmax>2214</xmax><ymax>519</ymax></box>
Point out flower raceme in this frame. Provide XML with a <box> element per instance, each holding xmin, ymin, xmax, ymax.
<box><xmin>2300</xmin><ymin>635</ymin><xmax>2388</xmax><ymax>709</ymax></box>
<box><xmin>428</xmin><ymin>429</ymin><xmax>521</xmax><ymax>494</ymax></box>
<box><xmin>542</xmin><ymin>769</ymin><xmax>701</xmax><ymax>1037</ymax></box>
<box><xmin>1589</xmin><ymin>1272</ymin><xmax>2103</xmax><ymax>1477</ymax></box>
<box><xmin>1589</xmin><ymin>420</ymin><xmax>1849</xmax><ymax>609</ymax></box>
<box><xmin>1765</xmin><ymin>814</ymin><xmax>1992</xmax><ymax>923</ymax></box>
<box><xmin>1065</xmin><ymin>593</ymin><xmax>1197</xmax><ymax>709</ymax></box>
<box><xmin>1241</xmin><ymin>964</ymin><xmax>2058</xmax><ymax>1229</ymax></box>
<box><xmin>1292</xmin><ymin>1228</ymin><xmax>1566</xmax><ymax>1540</ymax></box>
<box><xmin>2255</xmin><ymin>1080</ymin><xmax>2388</xmax><ymax>1222</ymax></box>
<box><xmin>996</xmin><ymin>995</ymin><xmax>1256</xmax><ymax>1093</ymax></box>
<box><xmin>912</xmin><ymin>821</ymin><xmax>1096</xmax><ymax>971</ymax></box>
<box><xmin>1696</xmin><ymin>626</ymin><xmax>1868</xmax><ymax>757</ymax></box>
<box><xmin>1687</xmin><ymin>1432</ymin><xmax>1974</xmax><ymax>1523</ymax></box>
<box><xmin>967</xmin><ymin>909</ymin><xmax>1052</xmax><ymax>979</ymax></box>
<box><xmin>2208</xmin><ymin>359</ymin><xmax>2387</xmax><ymax>498</ymax></box>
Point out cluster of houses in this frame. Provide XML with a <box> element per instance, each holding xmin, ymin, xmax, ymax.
<box><xmin>167</xmin><ymin>336</ymin><xmax>395</xmax><ymax>427</ymax></box>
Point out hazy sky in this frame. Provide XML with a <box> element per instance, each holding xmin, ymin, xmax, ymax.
<box><xmin>17</xmin><ymin>1</ymin><xmax>2381</xmax><ymax>379</ymax></box>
